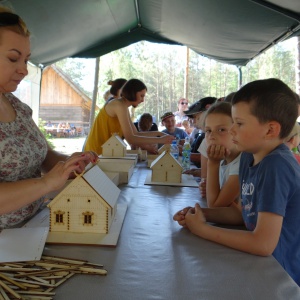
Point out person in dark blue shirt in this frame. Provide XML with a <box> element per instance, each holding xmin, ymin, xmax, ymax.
<box><xmin>134</xmin><ymin>113</ymin><xmax>158</xmax><ymax>132</ymax></box>
<box><xmin>131</xmin><ymin>113</ymin><xmax>159</xmax><ymax>154</ymax></box>
<box><xmin>174</xmin><ymin>78</ymin><xmax>300</xmax><ymax>286</ymax></box>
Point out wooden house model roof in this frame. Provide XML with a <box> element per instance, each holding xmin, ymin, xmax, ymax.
<box><xmin>48</xmin><ymin>165</ymin><xmax>120</xmax><ymax>209</ymax></box>
<box><xmin>150</xmin><ymin>151</ymin><xmax>183</xmax><ymax>170</ymax></box>
<box><xmin>158</xmin><ymin>144</ymin><xmax>171</xmax><ymax>155</ymax></box>
<box><xmin>102</xmin><ymin>134</ymin><xmax>127</xmax><ymax>149</ymax></box>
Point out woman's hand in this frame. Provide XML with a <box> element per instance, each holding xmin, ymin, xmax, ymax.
<box><xmin>41</xmin><ymin>152</ymin><xmax>98</xmax><ymax>192</ymax></box>
<box><xmin>184</xmin><ymin>168</ymin><xmax>201</xmax><ymax>177</ymax></box>
<box><xmin>68</xmin><ymin>151</ymin><xmax>98</xmax><ymax>174</ymax></box>
<box><xmin>156</xmin><ymin>131</ymin><xmax>167</xmax><ymax>137</ymax></box>
<box><xmin>160</xmin><ymin>134</ymin><xmax>175</xmax><ymax>144</ymax></box>
<box><xmin>146</xmin><ymin>144</ymin><xmax>159</xmax><ymax>154</ymax></box>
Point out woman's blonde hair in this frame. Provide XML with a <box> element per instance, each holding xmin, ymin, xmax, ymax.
<box><xmin>0</xmin><ymin>6</ymin><xmax>30</xmax><ymax>37</ymax></box>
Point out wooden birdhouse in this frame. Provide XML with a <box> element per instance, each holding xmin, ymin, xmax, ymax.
<box><xmin>102</xmin><ymin>134</ymin><xmax>127</xmax><ymax>157</ymax></box>
<box><xmin>48</xmin><ymin>165</ymin><xmax>120</xmax><ymax>234</ymax></box>
<box><xmin>150</xmin><ymin>151</ymin><xmax>183</xmax><ymax>183</ymax></box>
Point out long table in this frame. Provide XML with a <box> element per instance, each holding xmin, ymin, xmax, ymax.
<box><xmin>43</xmin><ymin>162</ymin><xmax>300</xmax><ymax>299</ymax></box>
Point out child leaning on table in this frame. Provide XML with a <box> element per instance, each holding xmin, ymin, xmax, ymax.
<box><xmin>203</xmin><ymin>101</ymin><xmax>241</xmax><ymax>208</ymax></box>
<box><xmin>173</xmin><ymin>78</ymin><xmax>300</xmax><ymax>286</ymax></box>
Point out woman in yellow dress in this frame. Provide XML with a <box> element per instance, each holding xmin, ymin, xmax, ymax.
<box><xmin>85</xmin><ymin>79</ymin><xmax>174</xmax><ymax>155</ymax></box>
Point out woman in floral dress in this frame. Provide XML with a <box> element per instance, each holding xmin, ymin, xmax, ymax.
<box><xmin>0</xmin><ymin>7</ymin><xmax>97</xmax><ymax>229</ymax></box>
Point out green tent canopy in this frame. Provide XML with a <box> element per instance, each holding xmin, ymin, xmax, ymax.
<box><xmin>4</xmin><ymin>0</ymin><xmax>300</xmax><ymax>66</ymax></box>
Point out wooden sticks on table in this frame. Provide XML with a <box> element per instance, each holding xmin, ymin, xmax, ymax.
<box><xmin>0</xmin><ymin>255</ymin><xmax>107</xmax><ymax>299</ymax></box>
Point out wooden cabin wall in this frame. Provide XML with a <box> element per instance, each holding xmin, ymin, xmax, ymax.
<box><xmin>40</xmin><ymin>67</ymin><xmax>91</xmax><ymax>126</ymax></box>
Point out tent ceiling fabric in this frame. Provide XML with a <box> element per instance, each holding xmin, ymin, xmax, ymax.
<box><xmin>4</xmin><ymin>0</ymin><xmax>300</xmax><ymax>66</ymax></box>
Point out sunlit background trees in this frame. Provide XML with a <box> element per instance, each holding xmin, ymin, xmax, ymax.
<box><xmin>56</xmin><ymin>37</ymin><xmax>298</xmax><ymax>123</ymax></box>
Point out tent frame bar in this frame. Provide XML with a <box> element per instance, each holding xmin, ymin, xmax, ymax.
<box><xmin>249</xmin><ymin>0</ymin><xmax>300</xmax><ymax>22</ymax></box>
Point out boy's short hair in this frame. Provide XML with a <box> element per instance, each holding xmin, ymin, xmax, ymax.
<box><xmin>138</xmin><ymin>113</ymin><xmax>153</xmax><ymax>131</ymax></box>
<box><xmin>224</xmin><ymin>92</ymin><xmax>236</xmax><ymax>103</ymax></box>
<box><xmin>184</xmin><ymin>97</ymin><xmax>216</xmax><ymax>117</ymax></box>
<box><xmin>161</xmin><ymin>112</ymin><xmax>175</xmax><ymax>122</ymax></box>
<box><xmin>286</xmin><ymin>122</ymin><xmax>300</xmax><ymax>141</ymax></box>
<box><xmin>139</xmin><ymin>113</ymin><xmax>153</xmax><ymax>123</ymax></box>
<box><xmin>205</xmin><ymin>101</ymin><xmax>232</xmax><ymax>121</ymax></box>
<box><xmin>121</xmin><ymin>79</ymin><xmax>147</xmax><ymax>102</ymax></box>
<box><xmin>232</xmin><ymin>78</ymin><xmax>298</xmax><ymax>139</ymax></box>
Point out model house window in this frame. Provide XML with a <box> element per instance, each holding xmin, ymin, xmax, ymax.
<box><xmin>83</xmin><ymin>212</ymin><xmax>94</xmax><ymax>225</ymax></box>
<box><xmin>54</xmin><ymin>210</ymin><xmax>65</xmax><ymax>224</ymax></box>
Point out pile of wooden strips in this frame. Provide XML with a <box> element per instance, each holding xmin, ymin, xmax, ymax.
<box><xmin>0</xmin><ymin>255</ymin><xmax>107</xmax><ymax>300</ymax></box>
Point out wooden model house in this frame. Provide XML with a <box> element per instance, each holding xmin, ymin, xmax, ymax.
<box><xmin>147</xmin><ymin>154</ymin><xmax>158</xmax><ymax>167</ymax></box>
<box><xmin>127</xmin><ymin>148</ymin><xmax>147</xmax><ymax>161</ymax></box>
<box><xmin>48</xmin><ymin>165</ymin><xmax>120</xmax><ymax>234</ymax></box>
<box><xmin>158</xmin><ymin>144</ymin><xmax>171</xmax><ymax>155</ymax></box>
<box><xmin>97</xmin><ymin>159</ymin><xmax>135</xmax><ymax>184</ymax></box>
<box><xmin>147</xmin><ymin>144</ymin><xmax>171</xmax><ymax>167</ymax></box>
<box><xmin>102</xmin><ymin>134</ymin><xmax>127</xmax><ymax>157</ymax></box>
<box><xmin>150</xmin><ymin>151</ymin><xmax>183</xmax><ymax>183</ymax></box>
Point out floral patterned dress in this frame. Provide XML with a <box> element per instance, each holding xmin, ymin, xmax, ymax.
<box><xmin>0</xmin><ymin>93</ymin><xmax>48</xmax><ymax>229</ymax></box>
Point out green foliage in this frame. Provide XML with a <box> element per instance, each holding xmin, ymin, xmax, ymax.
<box><xmin>241</xmin><ymin>43</ymin><xmax>296</xmax><ymax>90</ymax></box>
<box><xmin>56</xmin><ymin>59</ymin><xmax>86</xmax><ymax>83</ymax></box>
<box><xmin>57</xmin><ymin>38</ymin><xmax>297</xmax><ymax>124</ymax></box>
<box><xmin>56</xmin><ymin>58</ymin><xmax>92</xmax><ymax>98</ymax></box>
<box><xmin>38</xmin><ymin>118</ymin><xmax>54</xmax><ymax>149</ymax></box>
